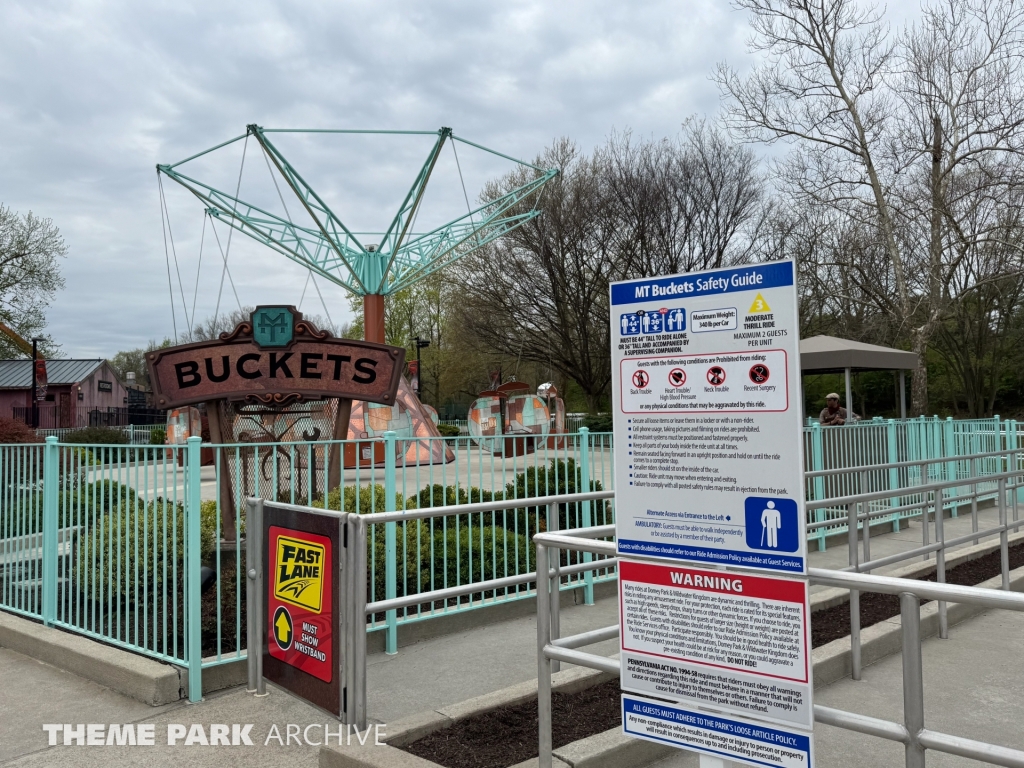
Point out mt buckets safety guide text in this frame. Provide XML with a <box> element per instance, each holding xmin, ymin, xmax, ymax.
<box><xmin>610</xmin><ymin>260</ymin><xmax>808</xmax><ymax>574</ymax></box>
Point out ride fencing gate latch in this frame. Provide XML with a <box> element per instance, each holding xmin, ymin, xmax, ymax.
<box><xmin>610</xmin><ymin>260</ymin><xmax>815</xmax><ymax>768</ymax></box>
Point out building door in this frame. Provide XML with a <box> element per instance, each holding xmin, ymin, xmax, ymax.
<box><xmin>59</xmin><ymin>392</ymin><xmax>71</xmax><ymax>428</ymax></box>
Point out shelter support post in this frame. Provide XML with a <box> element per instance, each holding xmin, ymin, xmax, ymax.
<box><xmin>845</xmin><ymin>367</ymin><xmax>853</xmax><ymax>423</ymax></box>
<box><xmin>900</xmin><ymin>370</ymin><xmax>907</xmax><ymax>420</ymax></box>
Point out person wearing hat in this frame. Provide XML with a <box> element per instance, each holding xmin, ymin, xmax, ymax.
<box><xmin>819</xmin><ymin>393</ymin><xmax>849</xmax><ymax>426</ymax></box>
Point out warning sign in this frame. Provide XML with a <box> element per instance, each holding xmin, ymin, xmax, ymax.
<box><xmin>668</xmin><ymin>368</ymin><xmax>686</xmax><ymax>387</ymax></box>
<box><xmin>619</xmin><ymin>558</ymin><xmax>812</xmax><ymax>727</ymax></box>
<box><xmin>622</xmin><ymin>695</ymin><xmax>813</xmax><ymax>768</ymax></box>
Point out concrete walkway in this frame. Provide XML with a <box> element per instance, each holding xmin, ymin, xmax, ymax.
<box><xmin>3</xmin><ymin>509</ymin><xmax>1022</xmax><ymax>767</ymax></box>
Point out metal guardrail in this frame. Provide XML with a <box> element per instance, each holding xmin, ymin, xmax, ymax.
<box><xmin>532</xmin><ymin>526</ymin><xmax>1024</xmax><ymax>768</ymax></box>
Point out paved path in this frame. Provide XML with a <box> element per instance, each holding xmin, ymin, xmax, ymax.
<box><xmin>3</xmin><ymin>508</ymin><xmax>1022</xmax><ymax>767</ymax></box>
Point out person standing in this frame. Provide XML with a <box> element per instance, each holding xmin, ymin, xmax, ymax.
<box><xmin>819</xmin><ymin>393</ymin><xmax>851</xmax><ymax>426</ymax></box>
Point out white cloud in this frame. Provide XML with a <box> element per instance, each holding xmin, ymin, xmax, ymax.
<box><xmin>1</xmin><ymin>0</ymin><xmax>908</xmax><ymax>358</ymax></box>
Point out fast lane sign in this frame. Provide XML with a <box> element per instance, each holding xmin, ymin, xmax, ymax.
<box><xmin>263</xmin><ymin>503</ymin><xmax>342</xmax><ymax>716</ymax></box>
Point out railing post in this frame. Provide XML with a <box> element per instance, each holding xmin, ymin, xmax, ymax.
<box><xmin>934</xmin><ymin>495</ymin><xmax>948</xmax><ymax>640</ymax></box>
<box><xmin>579</xmin><ymin>427</ymin><xmax>594</xmax><ymax>606</ymax></box>
<box><xmin>546</xmin><ymin>503</ymin><xmax>560</xmax><ymax>673</ymax></box>
<box><xmin>847</xmin><ymin>503</ymin><xmax>861</xmax><ymax>681</ymax></box>
<box><xmin>887</xmin><ymin>419</ymin><xmax>900</xmax><ymax>532</ymax></box>
<box><xmin>536</xmin><ymin>540</ymin><xmax>553</xmax><ymax>768</ymax></box>
<box><xmin>41</xmin><ymin>436</ymin><xmax>59</xmax><ymax>626</ymax></box>
<box><xmin>811</xmin><ymin>422</ymin><xmax>827</xmax><ymax>551</ymax></box>
<box><xmin>900</xmin><ymin>592</ymin><xmax>926</xmax><ymax>768</ymax></box>
<box><xmin>999</xmin><ymin>477</ymin><xmax>1009</xmax><ymax>591</ymax></box>
<box><xmin>245</xmin><ymin>498</ymin><xmax>258</xmax><ymax>693</ymax></box>
<box><xmin>944</xmin><ymin>417</ymin><xmax>958</xmax><ymax>517</ymax></box>
<box><xmin>186</xmin><ymin>435</ymin><xmax>203</xmax><ymax>702</ymax></box>
<box><xmin>384</xmin><ymin>430</ymin><xmax>398</xmax><ymax>655</ymax></box>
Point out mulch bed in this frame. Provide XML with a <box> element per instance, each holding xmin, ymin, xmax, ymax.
<box><xmin>402</xmin><ymin>539</ymin><xmax>1024</xmax><ymax>768</ymax></box>
<box><xmin>811</xmin><ymin>539</ymin><xmax>1024</xmax><ymax>646</ymax></box>
<box><xmin>402</xmin><ymin>679</ymin><xmax>622</xmax><ymax>768</ymax></box>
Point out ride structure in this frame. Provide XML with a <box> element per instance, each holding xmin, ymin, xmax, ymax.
<box><xmin>157</xmin><ymin>126</ymin><xmax>557</xmax><ymax>463</ymax></box>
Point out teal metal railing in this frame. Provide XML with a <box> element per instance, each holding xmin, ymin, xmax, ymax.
<box><xmin>1</xmin><ymin>416</ymin><xmax>1017</xmax><ymax>700</ymax></box>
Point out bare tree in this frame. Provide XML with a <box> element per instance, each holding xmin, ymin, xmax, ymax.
<box><xmin>0</xmin><ymin>205</ymin><xmax>68</xmax><ymax>357</ymax></box>
<box><xmin>716</xmin><ymin>0</ymin><xmax>1024</xmax><ymax>414</ymax></box>
<box><xmin>459</xmin><ymin>138</ymin><xmax>619</xmax><ymax>411</ymax></box>
<box><xmin>459</xmin><ymin>126</ymin><xmax>765</xmax><ymax>411</ymax></box>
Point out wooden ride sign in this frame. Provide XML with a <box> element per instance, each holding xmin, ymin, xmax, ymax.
<box><xmin>146</xmin><ymin>306</ymin><xmax>405</xmax><ymax>540</ymax></box>
<box><xmin>146</xmin><ymin>306</ymin><xmax>404</xmax><ymax>409</ymax></box>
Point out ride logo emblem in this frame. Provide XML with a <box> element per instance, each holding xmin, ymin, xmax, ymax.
<box><xmin>267</xmin><ymin>526</ymin><xmax>333</xmax><ymax>683</ymax></box>
<box><xmin>274</xmin><ymin>536</ymin><xmax>325</xmax><ymax>613</ymax></box>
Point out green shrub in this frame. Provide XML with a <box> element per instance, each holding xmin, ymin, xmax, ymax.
<box><xmin>311</xmin><ymin>483</ymin><xmax>405</xmax><ymax>514</ymax></box>
<box><xmin>582</xmin><ymin>413</ymin><xmax>613</xmax><ymax>433</ymax></box>
<box><xmin>62</xmin><ymin>427</ymin><xmax>129</xmax><ymax>445</ymax></box>
<box><xmin>368</xmin><ymin>519</ymin><xmax>534</xmax><ymax>602</ymax></box>
<box><xmin>436</xmin><ymin>423</ymin><xmax>461</xmax><ymax>437</ymax></box>
<box><xmin>504</xmin><ymin>458</ymin><xmax>606</xmax><ymax>530</ymax></box>
<box><xmin>149</xmin><ymin>427</ymin><xmax>166</xmax><ymax>445</ymax></box>
<box><xmin>75</xmin><ymin>494</ymin><xmax>217</xmax><ymax>605</ymax></box>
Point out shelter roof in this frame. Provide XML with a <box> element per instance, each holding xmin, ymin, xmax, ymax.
<box><xmin>0</xmin><ymin>359</ymin><xmax>106</xmax><ymax>389</ymax></box>
<box><xmin>799</xmin><ymin>336</ymin><xmax>918</xmax><ymax>373</ymax></box>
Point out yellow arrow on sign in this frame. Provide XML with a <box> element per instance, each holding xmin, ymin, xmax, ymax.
<box><xmin>275</xmin><ymin>611</ymin><xmax>291</xmax><ymax>644</ymax></box>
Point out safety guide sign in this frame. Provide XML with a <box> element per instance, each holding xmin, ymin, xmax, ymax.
<box><xmin>609</xmin><ymin>261</ymin><xmax>808</xmax><ymax>574</ymax></box>
<box><xmin>618</xmin><ymin>559</ymin><xmax>812</xmax><ymax>728</ymax></box>
<box><xmin>622</xmin><ymin>695</ymin><xmax>813</xmax><ymax>767</ymax></box>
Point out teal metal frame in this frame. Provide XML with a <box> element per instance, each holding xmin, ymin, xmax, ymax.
<box><xmin>157</xmin><ymin>126</ymin><xmax>558</xmax><ymax>300</ymax></box>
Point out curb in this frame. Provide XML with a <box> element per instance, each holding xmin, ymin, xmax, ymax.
<box><xmin>0</xmin><ymin>611</ymin><xmax>181</xmax><ymax>705</ymax></box>
<box><xmin>809</xmin><ymin>528</ymin><xmax>1024</xmax><ymax>614</ymax></box>
<box><xmin>812</xmin><ymin>562</ymin><xmax>1024</xmax><ymax>687</ymax></box>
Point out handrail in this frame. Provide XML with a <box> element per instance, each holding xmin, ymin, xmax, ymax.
<box><xmin>805</xmin><ymin>464</ymin><xmax>1021</xmax><ymax>510</ymax></box>
<box><xmin>533</xmin><ymin>523</ymin><xmax>1024</xmax><ymax>768</ymax></box>
<box><xmin>804</xmin><ymin>443</ymin><xmax>1022</xmax><ymax>479</ymax></box>
<box><xmin>361</xmin><ymin>489</ymin><xmax>614</xmax><ymax>525</ymax></box>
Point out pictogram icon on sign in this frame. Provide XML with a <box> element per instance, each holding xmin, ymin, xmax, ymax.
<box><xmin>273</xmin><ymin>605</ymin><xmax>293</xmax><ymax>650</ymax></box>
<box><xmin>668</xmin><ymin>368</ymin><xmax>686</xmax><ymax>387</ymax></box>
<box><xmin>632</xmin><ymin>370</ymin><xmax>650</xmax><ymax>388</ymax></box>
<box><xmin>706</xmin><ymin>366</ymin><xmax>726</xmax><ymax>386</ymax></box>
<box><xmin>749</xmin><ymin>364</ymin><xmax>770</xmax><ymax>384</ymax></box>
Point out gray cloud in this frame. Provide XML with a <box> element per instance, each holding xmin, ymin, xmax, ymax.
<box><xmin>0</xmin><ymin>0</ymin><xmax>756</xmax><ymax>357</ymax></box>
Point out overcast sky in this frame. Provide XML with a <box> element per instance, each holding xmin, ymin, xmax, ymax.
<box><xmin>0</xmin><ymin>0</ymin><xmax>916</xmax><ymax>359</ymax></box>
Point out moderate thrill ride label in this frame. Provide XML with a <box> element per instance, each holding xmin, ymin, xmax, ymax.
<box><xmin>610</xmin><ymin>261</ymin><xmax>808</xmax><ymax>574</ymax></box>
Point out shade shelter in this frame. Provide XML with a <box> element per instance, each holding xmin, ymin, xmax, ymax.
<box><xmin>799</xmin><ymin>335</ymin><xmax>919</xmax><ymax>419</ymax></box>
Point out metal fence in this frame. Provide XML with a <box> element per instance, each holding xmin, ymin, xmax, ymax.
<box><xmin>13</xmin><ymin>405</ymin><xmax>166</xmax><ymax>429</ymax></box>
<box><xmin>3</xmin><ymin>415</ymin><xmax>1023</xmax><ymax>703</ymax></box>
<box><xmin>803</xmin><ymin>416</ymin><xmax>1017</xmax><ymax>549</ymax></box>
<box><xmin>0</xmin><ymin>429</ymin><xmax>615</xmax><ymax>692</ymax></box>
<box><xmin>33</xmin><ymin>424</ymin><xmax>163</xmax><ymax>444</ymax></box>
<box><xmin>532</xmin><ymin>522</ymin><xmax>1024</xmax><ymax>768</ymax></box>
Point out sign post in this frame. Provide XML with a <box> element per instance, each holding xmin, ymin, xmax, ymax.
<box><xmin>610</xmin><ymin>261</ymin><xmax>814</xmax><ymax>767</ymax></box>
